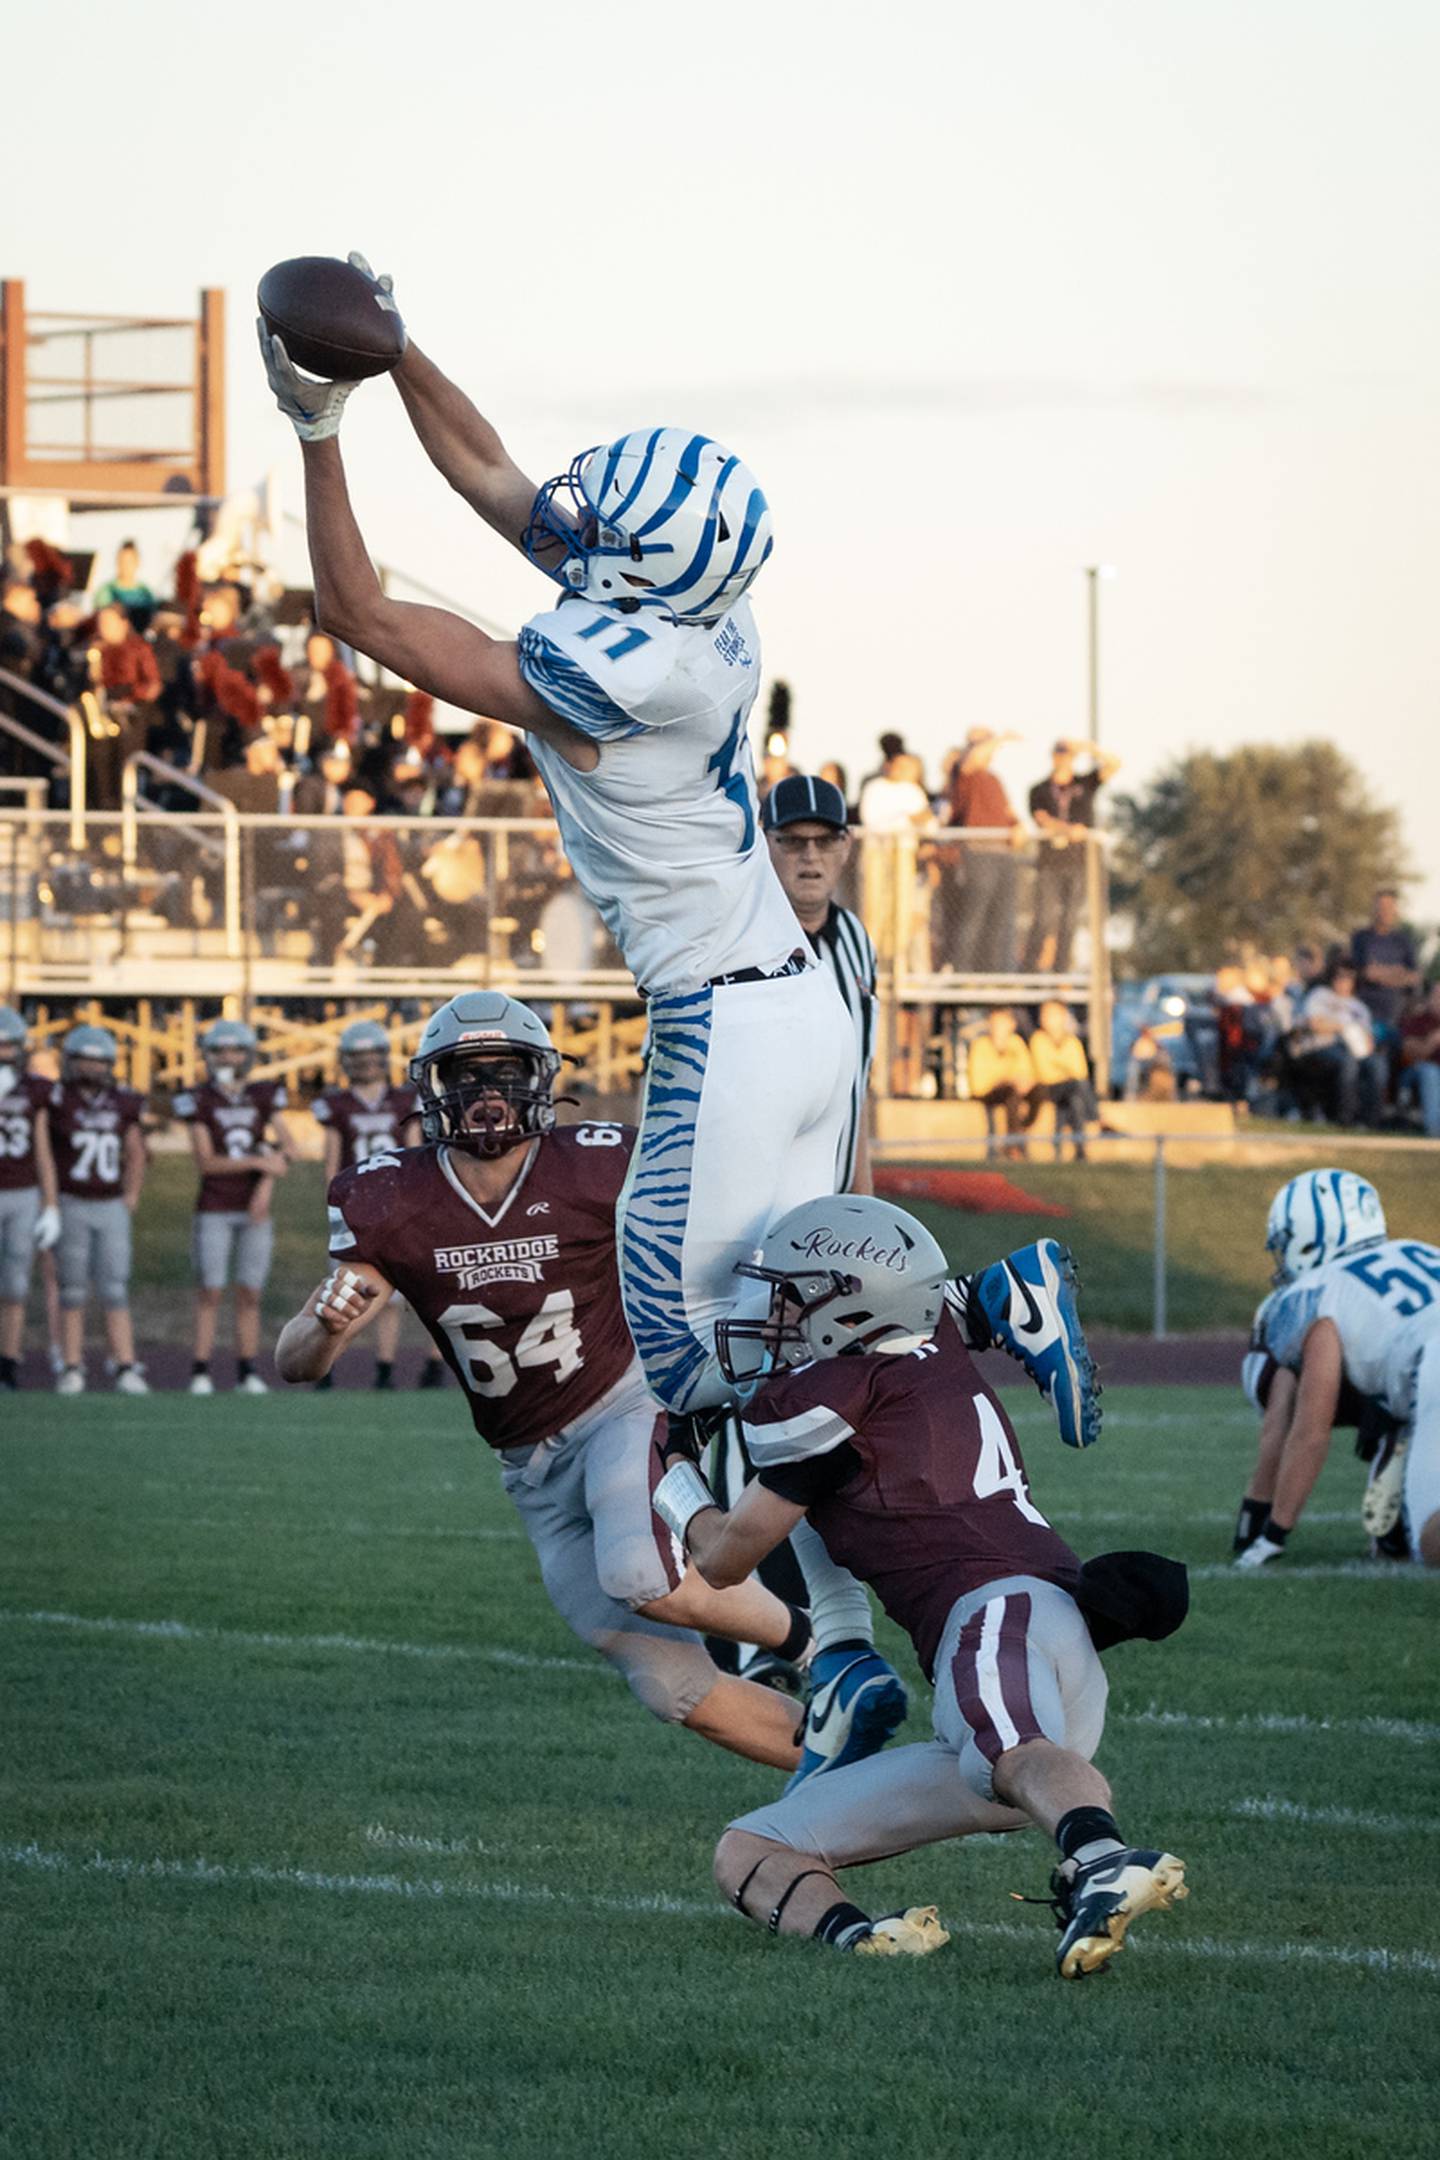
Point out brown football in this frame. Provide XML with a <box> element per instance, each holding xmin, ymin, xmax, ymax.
<box><xmin>257</xmin><ymin>256</ymin><xmax>406</xmax><ymax>381</ymax></box>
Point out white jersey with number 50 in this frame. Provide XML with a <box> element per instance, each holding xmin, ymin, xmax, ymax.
<box><xmin>1264</xmin><ymin>1238</ymin><xmax>1440</xmax><ymax>1419</ymax></box>
<box><xmin>517</xmin><ymin>593</ymin><xmax>802</xmax><ymax>997</ymax></box>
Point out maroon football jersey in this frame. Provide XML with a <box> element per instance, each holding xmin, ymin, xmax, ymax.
<box><xmin>328</xmin><ymin>1123</ymin><xmax>637</xmax><ymax>1452</ymax></box>
<box><xmin>50</xmin><ymin>1082</ymin><xmax>146</xmax><ymax>1200</ymax></box>
<box><xmin>0</xmin><ymin>1072</ymin><xmax>52</xmax><ymax>1192</ymax></box>
<box><xmin>312</xmin><ymin>1083</ymin><xmax>420</xmax><ymax>1171</ymax></box>
<box><xmin>744</xmin><ymin>1313</ymin><xmax>1082</xmax><ymax>1678</ymax></box>
<box><xmin>172</xmin><ymin>1079</ymin><xmax>288</xmax><ymax>1212</ymax></box>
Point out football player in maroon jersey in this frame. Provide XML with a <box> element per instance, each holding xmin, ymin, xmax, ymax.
<box><xmin>276</xmin><ymin>992</ymin><xmax>815</xmax><ymax>1770</ymax></box>
<box><xmin>653</xmin><ymin>1194</ymin><xmax>1189</xmax><ymax>1975</ymax></box>
<box><xmin>50</xmin><ymin>1025</ymin><xmax>149</xmax><ymax>1394</ymax></box>
<box><xmin>0</xmin><ymin>1005</ymin><xmax>61</xmax><ymax>1391</ymax></box>
<box><xmin>310</xmin><ymin>1018</ymin><xmax>440</xmax><ymax>1390</ymax></box>
<box><xmin>174</xmin><ymin>1020</ymin><xmax>297</xmax><ymax>1395</ymax></box>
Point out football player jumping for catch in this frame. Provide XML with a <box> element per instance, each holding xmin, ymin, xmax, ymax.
<box><xmin>276</xmin><ymin>992</ymin><xmax>816</xmax><ymax>1770</ymax></box>
<box><xmin>259</xmin><ymin>263</ymin><xmax>1100</xmax><ymax>1787</ymax></box>
<box><xmin>651</xmin><ymin>1195</ymin><xmax>1188</xmax><ymax>1975</ymax></box>
<box><xmin>1234</xmin><ymin>1170</ymin><xmax>1440</xmax><ymax>1569</ymax></box>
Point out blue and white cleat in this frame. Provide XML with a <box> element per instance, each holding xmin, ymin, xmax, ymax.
<box><xmin>976</xmin><ymin>1239</ymin><xmax>1101</xmax><ymax>1450</ymax></box>
<box><xmin>784</xmin><ymin>1647</ymin><xmax>909</xmax><ymax>1794</ymax></box>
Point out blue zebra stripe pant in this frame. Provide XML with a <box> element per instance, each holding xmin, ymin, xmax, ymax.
<box><xmin>618</xmin><ymin>962</ymin><xmax>855</xmax><ymax>1411</ymax></box>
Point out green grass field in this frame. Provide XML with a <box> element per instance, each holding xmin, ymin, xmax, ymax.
<box><xmin>104</xmin><ymin>1141</ymin><xmax>1440</xmax><ymax>1354</ymax></box>
<box><xmin>4</xmin><ymin>1385</ymin><xmax>1437</xmax><ymax>2160</ymax></box>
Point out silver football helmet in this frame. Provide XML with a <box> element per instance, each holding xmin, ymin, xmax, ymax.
<box><xmin>200</xmin><ymin>1018</ymin><xmax>258</xmax><ymax>1088</ymax></box>
<box><xmin>61</xmin><ymin>1024</ymin><xmax>119</xmax><ymax>1091</ymax></box>
<box><xmin>338</xmin><ymin>1018</ymin><xmax>390</xmax><ymax>1085</ymax></box>
<box><xmin>716</xmin><ymin>1194</ymin><xmax>949</xmax><ymax>1392</ymax></box>
<box><xmin>409</xmin><ymin>992</ymin><xmax>562</xmax><ymax>1157</ymax></box>
<box><xmin>0</xmin><ymin>1004</ymin><xmax>26</xmax><ymax>1099</ymax></box>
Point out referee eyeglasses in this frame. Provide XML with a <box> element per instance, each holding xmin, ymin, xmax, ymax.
<box><xmin>771</xmin><ymin>831</ymin><xmax>847</xmax><ymax>854</ymax></box>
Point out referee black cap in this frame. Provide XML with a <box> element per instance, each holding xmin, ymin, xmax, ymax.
<box><xmin>761</xmin><ymin>774</ymin><xmax>848</xmax><ymax>832</ymax></box>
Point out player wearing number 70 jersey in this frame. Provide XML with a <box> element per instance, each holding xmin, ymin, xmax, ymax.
<box><xmin>1236</xmin><ymin>1170</ymin><xmax>1440</xmax><ymax>1568</ymax></box>
<box><xmin>276</xmin><ymin>993</ymin><xmax>818</xmax><ymax>1773</ymax></box>
<box><xmin>48</xmin><ymin>1026</ymin><xmax>148</xmax><ymax>1396</ymax></box>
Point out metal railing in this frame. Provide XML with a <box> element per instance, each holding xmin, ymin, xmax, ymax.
<box><xmin>0</xmin><ymin>677</ymin><xmax>86</xmax><ymax>845</ymax></box>
<box><xmin>120</xmin><ymin>753</ymin><xmax>241</xmax><ymax>956</ymax></box>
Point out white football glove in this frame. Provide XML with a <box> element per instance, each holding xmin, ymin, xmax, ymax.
<box><xmin>256</xmin><ymin>320</ymin><xmax>358</xmax><ymax>442</ymax></box>
<box><xmin>346</xmin><ymin>251</ymin><xmax>406</xmax><ymax>339</ymax></box>
<box><xmin>313</xmin><ymin>1265</ymin><xmax>377</xmax><ymax>1334</ymax></box>
<box><xmin>33</xmin><ymin>1204</ymin><xmax>61</xmax><ymax>1252</ymax></box>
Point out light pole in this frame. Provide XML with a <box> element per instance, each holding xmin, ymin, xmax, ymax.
<box><xmin>1084</xmin><ymin>564</ymin><xmax>1117</xmax><ymax>743</ymax></box>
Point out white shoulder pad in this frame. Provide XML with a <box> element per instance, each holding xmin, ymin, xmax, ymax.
<box><xmin>742</xmin><ymin>1401</ymin><xmax>857</xmax><ymax>1469</ymax></box>
<box><xmin>519</xmin><ymin>596</ymin><xmax>758</xmax><ymax>737</ymax></box>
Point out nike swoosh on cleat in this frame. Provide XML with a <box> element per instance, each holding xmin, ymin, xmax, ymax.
<box><xmin>1007</xmin><ymin>1266</ymin><xmax>1047</xmax><ymax>1340</ymax></box>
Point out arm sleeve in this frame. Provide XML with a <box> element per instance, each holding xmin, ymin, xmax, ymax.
<box><xmin>756</xmin><ymin>1440</ymin><xmax>863</xmax><ymax>1507</ymax></box>
<box><xmin>516</xmin><ymin>629</ymin><xmax>645</xmax><ymax>742</ymax></box>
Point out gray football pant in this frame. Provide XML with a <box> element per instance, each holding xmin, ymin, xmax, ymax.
<box><xmin>191</xmin><ymin>1211</ymin><xmax>275</xmax><ymax>1292</ymax></box>
<box><xmin>0</xmin><ymin>1186</ymin><xmax>40</xmax><ymax>1301</ymax></box>
<box><xmin>57</xmin><ymin>1196</ymin><xmax>132</xmax><ymax>1309</ymax></box>
<box><xmin>500</xmin><ymin>1361</ymin><xmax>719</xmax><ymax>1725</ymax></box>
<box><xmin>728</xmin><ymin>1575</ymin><xmax>1107</xmax><ymax>1867</ymax></box>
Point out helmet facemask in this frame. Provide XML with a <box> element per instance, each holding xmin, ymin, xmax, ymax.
<box><xmin>414</xmin><ymin>1046</ymin><xmax>562</xmax><ymax>1158</ymax></box>
<box><xmin>66</xmin><ymin>1057</ymin><xmax>114</xmax><ymax>1096</ymax></box>
<box><xmin>341</xmin><ymin>1047</ymin><xmax>389</xmax><ymax>1089</ymax></box>
<box><xmin>717</xmin><ymin>1260</ymin><xmax>924</xmax><ymax>1399</ymax></box>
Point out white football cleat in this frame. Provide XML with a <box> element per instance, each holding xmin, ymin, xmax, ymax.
<box><xmin>114</xmin><ymin>1365</ymin><xmax>149</xmax><ymax>1395</ymax></box>
<box><xmin>1362</xmin><ymin>1437</ymin><xmax>1408</xmax><ymax>1540</ymax></box>
<box><xmin>1233</xmin><ymin>1534</ymin><xmax>1286</xmax><ymax>1570</ymax></box>
<box><xmin>55</xmin><ymin>1366</ymin><xmax>85</xmax><ymax>1396</ymax></box>
<box><xmin>188</xmin><ymin>1373</ymin><xmax>215</xmax><ymax>1397</ymax></box>
<box><xmin>237</xmin><ymin>1373</ymin><xmax>269</xmax><ymax>1396</ymax></box>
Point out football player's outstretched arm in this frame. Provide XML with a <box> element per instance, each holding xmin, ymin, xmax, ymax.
<box><xmin>298</xmin><ymin>439</ymin><xmax>598</xmax><ymax>774</ymax></box>
<box><xmin>391</xmin><ymin>343</ymin><xmax>543</xmax><ymax>555</ymax></box>
<box><xmin>276</xmin><ymin>1260</ymin><xmax>393</xmax><ymax>1383</ymax></box>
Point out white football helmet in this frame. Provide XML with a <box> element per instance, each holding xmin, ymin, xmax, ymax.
<box><xmin>716</xmin><ymin>1194</ymin><xmax>949</xmax><ymax>1394</ymax></box>
<box><xmin>338</xmin><ymin>1018</ymin><xmax>390</xmax><ymax>1084</ymax></box>
<box><xmin>524</xmin><ymin>427</ymin><xmax>773</xmax><ymax>625</ymax></box>
<box><xmin>1265</xmin><ymin>1169</ymin><xmax>1386</xmax><ymax>1285</ymax></box>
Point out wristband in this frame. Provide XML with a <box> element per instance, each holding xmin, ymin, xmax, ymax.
<box><xmin>653</xmin><ymin>1460</ymin><xmax>716</xmax><ymax>1547</ymax></box>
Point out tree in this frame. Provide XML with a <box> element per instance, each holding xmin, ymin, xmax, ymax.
<box><xmin>1108</xmin><ymin>741</ymin><xmax>1407</xmax><ymax>974</ymax></box>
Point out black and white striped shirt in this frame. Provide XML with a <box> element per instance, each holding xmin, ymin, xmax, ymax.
<box><xmin>808</xmin><ymin>901</ymin><xmax>877</xmax><ymax>1190</ymax></box>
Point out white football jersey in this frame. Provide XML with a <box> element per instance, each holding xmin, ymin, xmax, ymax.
<box><xmin>517</xmin><ymin>594</ymin><xmax>802</xmax><ymax>997</ymax></box>
<box><xmin>1263</xmin><ymin>1238</ymin><xmax>1440</xmax><ymax>1419</ymax></box>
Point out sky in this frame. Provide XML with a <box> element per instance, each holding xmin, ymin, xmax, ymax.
<box><xmin>8</xmin><ymin>0</ymin><xmax>1439</xmax><ymax>919</ymax></box>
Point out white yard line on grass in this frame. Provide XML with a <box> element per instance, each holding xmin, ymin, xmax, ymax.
<box><xmin>9</xmin><ymin>1612</ymin><xmax>1439</xmax><ymax>1745</ymax></box>
<box><xmin>4</xmin><ymin>1837</ymin><xmax>1438</xmax><ymax>1981</ymax></box>
<box><xmin>1231</xmin><ymin>1797</ymin><xmax>1440</xmax><ymax>1835</ymax></box>
<box><xmin>1189</xmin><ymin>1562</ymin><xmax>1431</xmax><ymax>1583</ymax></box>
<box><xmin>0</xmin><ymin>1608</ymin><xmax>591</xmax><ymax>1674</ymax></box>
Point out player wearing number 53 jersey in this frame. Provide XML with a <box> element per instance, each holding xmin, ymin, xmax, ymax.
<box><xmin>652</xmin><ymin>1195</ymin><xmax>1188</xmax><ymax>1975</ymax></box>
<box><xmin>1237</xmin><ymin>1171</ymin><xmax>1440</xmax><ymax>1568</ymax></box>
<box><xmin>277</xmin><ymin>993</ymin><xmax>815</xmax><ymax>1773</ymax></box>
<box><xmin>49</xmin><ymin>1026</ymin><xmax>148</xmax><ymax>1395</ymax></box>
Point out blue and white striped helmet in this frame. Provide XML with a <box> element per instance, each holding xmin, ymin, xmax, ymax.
<box><xmin>1265</xmin><ymin>1169</ymin><xmax>1386</xmax><ymax>1285</ymax></box>
<box><xmin>524</xmin><ymin>427</ymin><xmax>773</xmax><ymax>625</ymax></box>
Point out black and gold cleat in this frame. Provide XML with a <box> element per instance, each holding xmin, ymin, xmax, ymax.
<box><xmin>1020</xmin><ymin>1848</ymin><xmax>1188</xmax><ymax>1979</ymax></box>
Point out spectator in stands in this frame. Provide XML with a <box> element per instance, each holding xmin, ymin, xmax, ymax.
<box><xmin>0</xmin><ymin>579</ymin><xmax>44</xmax><ymax>725</ymax></box>
<box><xmin>1030</xmin><ymin>1000</ymin><xmax>1101</xmax><ymax>1159</ymax></box>
<box><xmin>859</xmin><ymin>748</ymin><xmax>933</xmax><ymax>1087</ymax></box>
<box><xmin>1349</xmin><ymin>888</ymin><xmax>1420</xmax><ymax>1073</ymax></box>
<box><xmin>212</xmin><ymin>732</ymin><xmax>283</xmax><ymax>818</ymax></box>
<box><xmin>381</xmin><ymin>745</ymin><xmax>429</xmax><ymax>815</ymax></box>
<box><xmin>1023</xmin><ymin>738</ymin><xmax>1120</xmax><ymax>972</ymax></box>
<box><xmin>84</xmin><ymin>603</ymin><xmax>162</xmax><ymax>808</ymax></box>
<box><xmin>93</xmin><ymin>541</ymin><xmax>156</xmax><ymax>632</ymax></box>
<box><xmin>1125</xmin><ymin>1025</ymin><xmax>1175</xmax><ymax>1102</ymax></box>
<box><xmin>967</xmin><ymin>1005</ymin><xmax>1036</xmax><ymax>1157</ymax></box>
<box><xmin>817</xmin><ymin>760</ymin><xmax>854</xmax><ymax>821</ymax></box>
<box><xmin>943</xmin><ymin>727</ymin><xmax>1025</xmax><ymax>974</ymax></box>
<box><xmin>291</xmin><ymin>736</ymin><xmax>353</xmax><ymax>816</ymax></box>
<box><xmin>295</xmin><ymin>629</ymin><xmax>359</xmax><ymax>755</ymax></box>
<box><xmin>1212</xmin><ymin>962</ymin><xmax>1268</xmax><ymax>1107</ymax></box>
<box><xmin>1291</xmin><ymin>958</ymin><xmax>1388</xmax><ymax>1126</ymax></box>
<box><xmin>1399</xmin><ymin>980</ymin><xmax>1440</xmax><ymax>1139</ymax></box>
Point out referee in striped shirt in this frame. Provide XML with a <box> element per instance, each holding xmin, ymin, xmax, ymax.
<box><xmin>761</xmin><ymin>773</ymin><xmax>876</xmax><ymax>1194</ymax></box>
<box><xmin>705</xmin><ymin>773</ymin><xmax>881</xmax><ymax>1684</ymax></box>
